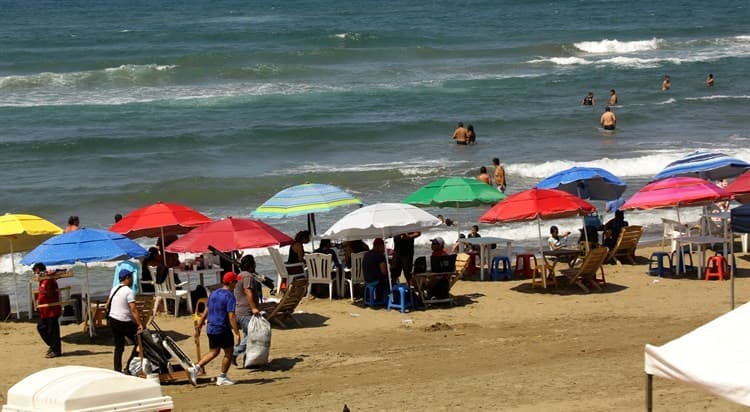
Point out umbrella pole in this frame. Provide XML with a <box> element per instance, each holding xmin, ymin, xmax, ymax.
<box><xmin>160</xmin><ymin>227</ymin><xmax>167</xmax><ymax>266</ymax></box>
<box><xmin>731</xmin><ymin>229</ymin><xmax>735</xmax><ymax>310</ymax></box>
<box><xmin>537</xmin><ymin>216</ymin><xmax>545</xmax><ymax>258</ymax></box>
<box><xmin>85</xmin><ymin>263</ymin><xmax>94</xmax><ymax>338</ymax></box>
<box><xmin>9</xmin><ymin>240</ymin><xmax>19</xmax><ymax>319</ymax></box>
<box><xmin>308</xmin><ymin>214</ymin><xmax>316</xmax><ymax>251</ymax></box>
<box><xmin>383</xmin><ymin>229</ymin><xmax>393</xmax><ymax>291</ymax></box>
<box><xmin>576</xmin><ymin>187</ymin><xmax>590</xmax><ymax>253</ymax></box>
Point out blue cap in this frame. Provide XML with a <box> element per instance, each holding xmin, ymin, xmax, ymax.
<box><xmin>118</xmin><ymin>268</ymin><xmax>134</xmax><ymax>280</ymax></box>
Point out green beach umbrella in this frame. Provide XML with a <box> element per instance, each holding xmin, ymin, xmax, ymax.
<box><xmin>403</xmin><ymin>177</ymin><xmax>506</xmax><ymax>233</ymax></box>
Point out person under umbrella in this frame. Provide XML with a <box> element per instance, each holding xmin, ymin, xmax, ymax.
<box><xmin>108</xmin><ymin>268</ymin><xmax>144</xmax><ymax>374</ymax></box>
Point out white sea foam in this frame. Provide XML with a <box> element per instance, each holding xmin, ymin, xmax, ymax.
<box><xmin>527</xmin><ymin>56</ymin><xmax>591</xmax><ymax>65</ymax></box>
<box><xmin>573</xmin><ymin>38</ymin><xmax>662</xmax><ymax>54</ymax></box>
<box><xmin>0</xmin><ymin>64</ymin><xmax>177</xmax><ymax>91</ymax></box>
<box><xmin>684</xmin><ymin>95</ymin><xmax>750</xmax><ymax>101</ymax></box>
<box><xmin>656</xmin><ymin>98</ymin><xmax>676</xmax><ymax>105</ymax></box>
<box><xmin>291</xmin><ymin>158</ymin><xmax>459</xmax><ymax>177</ymax></box>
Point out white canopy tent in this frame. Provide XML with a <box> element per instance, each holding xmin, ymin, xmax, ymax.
<box><xmin>644</xmin><ymin>302</ymin><xmax>750</xmax><ymax>410</ymax></box>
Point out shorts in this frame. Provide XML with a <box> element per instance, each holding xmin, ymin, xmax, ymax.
<box><xmin>603</xmin><ymin>125</ymin><xmax>615</xmax><ymax>130</ymax></box>
<box><xmin>208</xmin><ymin>330</ymin><xmax>234</xmax><ymax>349</ymax></box>
<box><xmin>456</xmin><ymin>141</ymin><xmax>468</xmax><ymax>145</ymax></box>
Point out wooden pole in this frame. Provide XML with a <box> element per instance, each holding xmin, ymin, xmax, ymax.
<box><xmin>646</xmin><ymin>374</ymin><xmax>653</xmax><ymax>411</ymax></box>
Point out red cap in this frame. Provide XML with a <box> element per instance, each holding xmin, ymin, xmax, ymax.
<box><xmin>222</xmin><ymin>272</ymin><xmax>241</xmax><ymax>284</ymax></box>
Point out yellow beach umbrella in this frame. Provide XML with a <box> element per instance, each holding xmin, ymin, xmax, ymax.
<box><xmin>0</xmin><ymin>213</ymin><xmax>63</xmax><ymax>318</ymax></box>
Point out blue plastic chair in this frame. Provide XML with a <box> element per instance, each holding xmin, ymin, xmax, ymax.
<box><xmin>363</xmin><ymin>281</ymin><xmax>388</xmax><ymax>308</ymax></box>
<box><xmin>490</xmin><ymin>256</ymin><xmax>512</xmax><ymax>281</ymax></box>
<box><xmin>648</xmin><ymin>252</ymin><xmax>672</xmax><ymax>277</ymax></box>
<box><xmin>387</xmin><ymin>284</ymin><xmax>414</xmax><ymax>313</ymax></box>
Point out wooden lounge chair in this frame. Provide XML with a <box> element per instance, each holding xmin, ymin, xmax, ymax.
<box><xmin>453</xmin><ymin>253</ymin><xmax>471</xmax><ymax>287</ymax></box>
<box><xmin>607</xmin><ymin>225</ymin><xmax>644</xmax><ymax>265</ymax></box>
<box><xmin>559</xmin><ymin>247</ymin><xmax>609</xmax><ymax>293</ymax></box>
<box><xmin>263</xmin><ymin>277</ymin><xmax>308</xmax><ymax>328</ymax></box>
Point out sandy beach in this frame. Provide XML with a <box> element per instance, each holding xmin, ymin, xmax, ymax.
<box><xmin>2</xmin><ymin>243</ymin><xmax>749</xmax><ymax>411</ymax></box>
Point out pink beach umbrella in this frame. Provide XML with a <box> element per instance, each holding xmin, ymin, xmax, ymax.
<box><xmin>620</xmin><ymin>177</ymin><xmax>731</xmax><ymax>222</ymax></box>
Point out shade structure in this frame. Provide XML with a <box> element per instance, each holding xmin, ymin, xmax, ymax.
<box><xmin>479</xmin><ymin>188</ymin><xmax>597</xmax><ymax>256</ymax></box>
<box><xmin>323</xmin><ymin>203</ymin><xmax>442</xmax><ymax>241</ymax></box>
<box><xmin>20</xmin><ymin>228</ymin><xmax>148</xmax><ymax>337</ymax></box>
<box><xmin>726</xmin><ymin>170</ymin><xmax>750</xmax><ymax>203</ymax></box>
<box><xmin>0</xmin><ymin>213</ymin><xmax>63</xmax><ymax>318</ymax></box>
<box><xmin>654</xmin><ymin>151</ymin><xmax>750</xmax><ymax>181</ymax></box>
<box><xmin>402</xmin><ymin>177</ymin><xmax>506</xmax><ymax>207</ymax></box>
<box><xmin>109</xmin><ymin>202</ymin><xmax>212</xmax><ymax>239</ymax></box>
<box><xmin>535</xmin><ymin>166</ymin><xmax>626</xmax><ymax>201</ymax></box>
<box><xmin>165</xmin><ymin>217</ymin><xmax>293</xmax><ymax>253</ymax></box>
<box><xmin>252</xmin><ymin>183</ymin><xmax>362</xmax><ymax>219</ymax></box>
<box><xmin>621</xmin><ymin>177</ymin><xmax>731</xmax><ymax>211</ymax></box>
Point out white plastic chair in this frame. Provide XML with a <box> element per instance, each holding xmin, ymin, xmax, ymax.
<box><xmin>304</xmin><ymin>253</ymin><xmax>336</xmax><ymax>301</ymax></box>
<box><xmin>153</xmin><ymin>269</ymin><xmax>192</xmax><ymax>318</ymax></box>
<box><xmin>344</xmin><ymin>251</ymin><xmax>367</xmax><ymax>302</ymax></box>
<box><xmin>267</xmin><ymin>247</ymin><xmax>306</xmax><ymax>293</ymax></box>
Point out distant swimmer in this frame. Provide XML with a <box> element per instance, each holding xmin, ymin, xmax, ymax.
<box><xmin>706</xmin><ymin>73</ymin><xmax>714</xmax><ymax>87</ymax></box>
<box><xmin>492</xmin><ymin>157</ymin><xmax>507</xmax><ymax>193</ymax></box>
<box><xmin>477</xmin><ymin>166</ymin><xmax>491</xmax><ymax>184</ymax></box>
<box><xmin>608</xmin><ymin>89</ymin><xmax>618</xmax><ymax>105</ymax></box>
<box><xmin>452</xmin><ymin>122</ymin><xmax>468</xmax><ymax>145</ymax></box>
<box><xmin>600</xmin><ymin>106</ymin><xmax>616</xmax><ymax>131</ymax></box>
<box><xmin>466</xmin><ymin>124</ymin><xmax>476</xmax><ymax>145</ymax></box>
<box><xmin>581</xmin><ymin>92</ymin><xmax>595</xmax><ymax>106</ymax></box>
<box><xmin>662</xmin><ymin>75</ymin><xmax>671</xmax><ymax>91</ymax></box>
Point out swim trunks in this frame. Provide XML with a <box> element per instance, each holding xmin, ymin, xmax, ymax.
<box><xmin>456</xmin><ymin>141</ymin><xmax>468</xmax><ymax>145</ymax></box>
<box><xmin>603</xmin><ymin>125</ymin><xmax>615</xmax><ymax>130</ymax></box>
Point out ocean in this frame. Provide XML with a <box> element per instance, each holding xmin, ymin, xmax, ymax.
<box><xmin>1</xmin><ymin>0</ymin><xmax>749</xmax><ymax>300</ymax></box>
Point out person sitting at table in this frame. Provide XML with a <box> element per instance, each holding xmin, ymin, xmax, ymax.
<box><xmin>363</xmin><ymin>238</ymin><xmax>389</xmax><ymax>297</ymax></box>
<box><xmin>548</xmin><ymin>226</ymin><xmax>571</xmax><ymax>251</ymax></box>
<box><xmin>603</xmin><ymin>210</ymin><xmax>629</xmax><ymax>250</ymax></box>
<box><xmin>314</xmin><ymin>238</ymin><xmax>343</xmax><ymax>283</ymax></box>
<box><xmin>156</xmin><ymin>235</ymin><xmax>181</xmax><ymax>269</ymax></box>
<box><xmin>451</xmin><ymin>234</ymin><xmax>472</xmax><ymax>254</ymax></box>
<box><xmin>430</xmin><ymin>237</ymin><xmax>448</xmax><ymax>256</ymax></box>
<box><xmin>287</xmin><ymin>230</ymin><xmax>310</xmax><ymax>275</ymax></box>
<box><xmin>343</xmin><ymin>240</ymin><xmax>369</xmax><ymax>269</ymax></box>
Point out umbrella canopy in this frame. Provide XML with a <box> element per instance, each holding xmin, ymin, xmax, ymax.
<box><xmin>621</xmin><ymin>177</ymin><xmax>731</xmax><ymax>211</ymax></box>
<box><xmin>21</xmin><ymin>228</ymin><xmax>148</xmax><ymax>266</ymax></box>
<box><xmin>0</xmin><ymin>213</ymin><xmax>63</xmax><ymax>255</ymax></box>
<box><xmin>726</xmin><ymin>170</ymin><xmax>750</xmax><ymax>203</ymax></box>
<box><xmin>535</xmin><ymin>166</ymin><xmax>626</xmax><ymax>201</ymax></box>
<box><xmin>480</xmin><ymin>188</ymin><xmax>597</xmax><ymax>223</ymax></box>
<box><xmin>109</xmin><ymin>202</ymin><xmax>212</xmax><ymax>239</ymax></box>
<box><xmin>252</xmin><ymin>183</ymin><xmax>362</xmax><ymax>219</ymax></box>
<box><xmin>322</xmin><ymin>203</ymin><xmax>442</xmax><ymax>241</ymax></box>
<box><xmin>402</xmin><ymin>177</ymin><xmax>506</xmax><ymax>207</ymax></box>
<box><xmin>654</xmin><ymin>151</ymin><xmax>750</xmax><ymax>181</ymax></box>
<box><xmin>165</xmin><ymin>217</ymin><xmax>293</xmax><ymax>253</ymax></box>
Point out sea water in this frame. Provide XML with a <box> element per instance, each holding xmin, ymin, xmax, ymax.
<box><xmin>1</xmin><ymin>0</ymin><xmax>748</xmax><ymax>293</ymax></box>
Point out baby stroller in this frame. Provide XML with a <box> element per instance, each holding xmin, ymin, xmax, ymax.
<box><xmin>134</xmin><ymin>319</ymin><xmax>197</xmax><ymax>385</ymax></box>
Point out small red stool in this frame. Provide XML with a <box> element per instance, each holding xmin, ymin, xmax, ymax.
<box><xmin>514</xmin><ymin>253</ymin><xmax>537</xmax><ymax>278</ymax></box>
<box><xmin>705</xmin><ymin>255</ymin><xmax>728</xmax><ymax>281</ymax></box>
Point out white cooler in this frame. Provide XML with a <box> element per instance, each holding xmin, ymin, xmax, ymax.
<box><xmin>3</xmin><ymin>366</ymin><xmax>173</xmax><ymax>412</ymax></box>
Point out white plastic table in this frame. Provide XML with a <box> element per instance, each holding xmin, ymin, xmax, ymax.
<box><xmin>673</xmin><ymin>235</ymin><xmax>728</xmax><ymax>278</ymax></box>
<box><xmin>459</xmin><ymin>237</ymin><xmax>512</xmax><ymax>280</ymax></box>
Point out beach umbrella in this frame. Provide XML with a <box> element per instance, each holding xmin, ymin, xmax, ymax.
<box><xmin>654</xmin><ymin>151</ymin><xmax>750</xmax><ymax>181</ymax></box>
<box><xmin>479</xmin><ymin>188</ymin><xmax>596</xmax><ymax>256</ymax></box>
<box><xmin>535</xmin><ymin>167</ymin><xmax>626</xmax><ymax>201</ymax></box>
<box><xmin>0</xmin><ymin>213</ymin><xmax>63</xmax><ymax>317</ymax></box>
<box><xmin>252</xmin><ymin>183</ymin><xmax>362</xmax><ymax>248</ymax></box>
<box><xmin>726</xmin><ymin>170</ymin><xmax>750</xmax><ymax>204</ymax></box>
<box><xmin>620</xmin><ymin>177</ymin><xmax>731</xmax><ymax>222</ymax></box>
<box><xmin>402</xmin><ymin>177</ymin><xmax>505</xmax><ymax>234</ymax></box>
<box><xmin>110</xmin><ymin>201</ymin><xmax>212</xmax><ymax>264</ymax></box>
<box><xmin>323</xmin><ymin>203</ymin><xmax>442</xmax><ymax>289</ymax></box>
<box><xmin>20</xmin><ymin>228</ymin><xmax>147</xmax><ymax>336</ymax></box>
<box><xmin>165</xmin><ymin>217</ymin><xmax>293</xmax><ymax>254</ymax></box>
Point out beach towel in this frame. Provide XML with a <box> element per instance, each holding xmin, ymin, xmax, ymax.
<box><xmin>244</xmin><ymin>316</ymin><xmax>272</xmax><ymax>367</ymax></box>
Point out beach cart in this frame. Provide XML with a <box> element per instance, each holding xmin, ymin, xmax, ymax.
<box><xmin>2</xmin><ymin>365</ymin><xmax>173</xmax><ymax>412</ymax></box>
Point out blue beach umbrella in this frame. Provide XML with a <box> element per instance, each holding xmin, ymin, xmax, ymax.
<box><xmin>21</xmin><ymin>228</ymin><xmax>147</xmax><ymax>336</ymax></box>
<box><xmin>252</xmin><ymin>183</ymin><xmax>362</xmax><ymax>248</ymax></box>
<box><xmin>654</xmin><ymin>151</ymin><xmax>750</xmax><ymax>181</ymax></box>
<box><xmin>536</xmin><ymin>166</ymin><xmax>626</xmax><ymax>201</ymax></box>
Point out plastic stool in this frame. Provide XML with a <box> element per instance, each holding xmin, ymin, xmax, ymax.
<box><xmin>670</xmin><ymin>249</ymin><xmax>694</xmax><ymax>274</ymax></box>
<box><xmin>387</xmin><ymin>284</ymin><xmax>414</xmax><ymax>313</ymax></box>
<box><xmin>648</xmin><ymin>252</ymin><xmax>672</xmax><ymax>277</ymax></box>
<box><xmin>514</xmin><ymin>254</ymin><xmax>537</xmax><ymax>278</ymax></box>
<box><xmin>490</xmin><ymin>256</ymin><xmax>512</xmax><ymax>281</ymax></box>
<box><xmin>705</xmin><ymin>255</ymin><xmax>728</xmax><ymax>281</ymax></box>
<box><xmin>364</xmin><ymin>282</ymin><xmax>387</xmax><ymax>307</ymax></box>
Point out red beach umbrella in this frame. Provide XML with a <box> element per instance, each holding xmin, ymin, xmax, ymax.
<box><xmin>621</xmin><ymin>177</ymin><xmax>731</xmax><ymax>211</ymax></box>
<box><xmin>726</xmin><ymin>171</ymin><xmax>750</xmax><ymax>203</ymax></box>
<box><xmin>165</xmin><ymin>217</ymin><xmax>293</xmax><ymax>253</ymax></box>
<box><xmin>110</xmin><ymin>201</ymin><xmax>212</xmax><ymax>239</ymax></box>
<box><xmin>480</xmin><ymin>188</ymin><xmax>596</xmax><ymax>255</ymax></box>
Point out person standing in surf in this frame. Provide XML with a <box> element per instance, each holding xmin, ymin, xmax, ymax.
<box><xmin>492</xmin><ymin>158</ymin><xmax>507</xmax><ymax>193</ymax></box>
<box><xmin>608</xmin><ymin>89</ymin><xmax>618</xmax><ymax>105</ymax></box>
<box><xmin>581</xmin><ymin>92</ymin><xmax>595</xmax><ymax>106</ymax></box>
<box><xmin>452</xmin><ymin>122</ymin><xmax>468</xmax><ymax>145</ymax></box>
<box><xmin>600</xmin><ymin>106</ymin><xmax>616</xmax><ymax>131</ymax></box>
<box><xmin>662</xmin><ymin>75</ymin><xmax>671</xmax><ymax>91</ymax></box>
<box><xmin>706</xmin><ymin>73</ymin><xmax>714</xmax><ymax>87</ymax></box>
<box><xmin>466</xmin><ymin>124</ymin><xmax>476</xmax><ymax>144</ymax></box>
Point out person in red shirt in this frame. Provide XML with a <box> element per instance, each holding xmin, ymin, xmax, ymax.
<box><xmin>430</xmin><ymin>237</ymin><xmax>448</xmax><ymax>256</ymax></box>
<box><xmin>34</xmin><ymin>263</ymin><xmax>62</xmax><ymax>358</ymax></box>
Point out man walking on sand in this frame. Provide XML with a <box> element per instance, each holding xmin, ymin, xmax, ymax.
<box><xmin>34</xmin><ymin>263</ymin><xmax>62</xmax><ymax>358</ymax></box>
<box><xmin>191</xmin><ymin>272</ymin><xmax>242</xmax><ymax>386</ymax></box>
<box><xmin>452</xmin><ymin>122</ymin><xmax>468</xmax><ymax>145</ymax></box>
<box><xmin>600</xmin><ymin>106</ymin><xmax>616</xmax><ymax>131</ymax></box>
<box><xmin>492</xmin><ymin>158</ymin><xmax>506</xmax><ymax>192</ymax></box>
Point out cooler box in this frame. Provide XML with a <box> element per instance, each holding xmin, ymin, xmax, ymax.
<box><xmin>3</xmin><ymin>366</ymin><xmax>173</xmax><ymax>412</ymax></box>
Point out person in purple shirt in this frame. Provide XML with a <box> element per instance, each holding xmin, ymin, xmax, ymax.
<box><xmin>190</xmin><ymin>272</ymin><xmax>241</xmax><ymax>386</ymax></box>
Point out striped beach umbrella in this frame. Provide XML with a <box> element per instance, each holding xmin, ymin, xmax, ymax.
<box><xmin>654</xmin><ymin>151</ymin><xmax>750</xmax><ymax>181</ymax></box>
<box><xmin>252</xmin><ymin>184</ymin><xmax>362</xmax><ymax>247</ymax></box>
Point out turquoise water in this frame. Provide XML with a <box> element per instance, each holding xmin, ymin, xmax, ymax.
<box><xmin>1</xmin><ymin>0</ymin><xmax>749</xmax><ymax>279</ymax></box>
